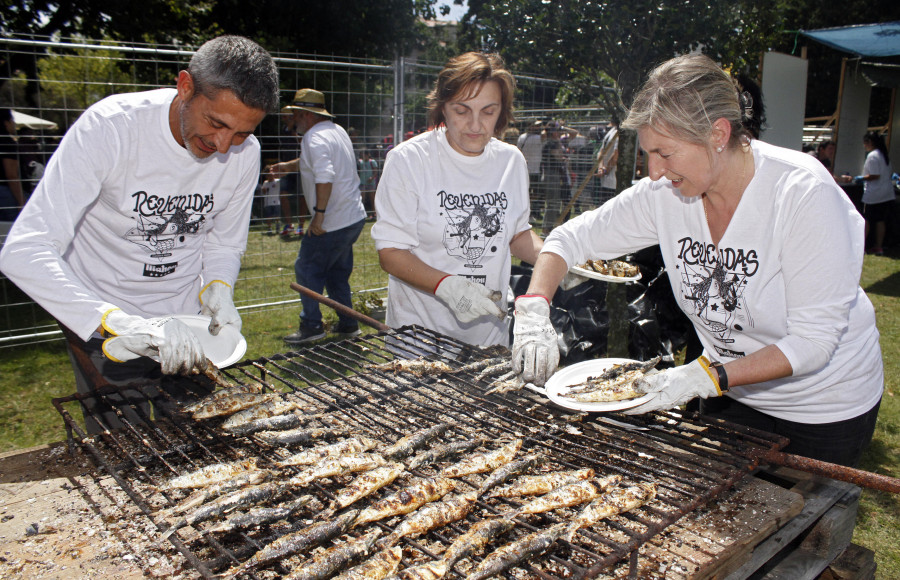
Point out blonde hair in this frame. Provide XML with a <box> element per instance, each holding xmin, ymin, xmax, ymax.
<box><xmin>622</xmin><ymin>53</ymin><xmax>750</xmax><ymax>150</ymax></box>
<box><xmin>427</xmin><ymin>52</ymin><xmax>516</xmax><ymax>136</ymax></box>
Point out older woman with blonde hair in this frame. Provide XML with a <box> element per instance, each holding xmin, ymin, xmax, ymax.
<box><xmin>512</xmin><ymin>53</ymin><xmax>883</xmax><ymax>467</ymax></box>
<box><xmin>371</xmin><ymin>52</ymin><xmax>544</xmax><ymax>347</ymax></box>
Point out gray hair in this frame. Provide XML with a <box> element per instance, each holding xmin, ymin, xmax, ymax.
<box><xmin>188</xmin><ymin>35</ymin><xmax>280</xmax><ymax>113</ymax></box>
<box><xmin>622</xmin><ymin>53</ymin><xmax>750</xmax><ymax>150</ymax></box>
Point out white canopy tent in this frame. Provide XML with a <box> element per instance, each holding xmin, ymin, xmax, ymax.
<box><xmin>10</xmin><ymin>110</ymin><xmax>58</xmax><ymax>131</ymax></box>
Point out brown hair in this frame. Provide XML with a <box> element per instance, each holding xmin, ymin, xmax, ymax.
<box><xmin>622</xmin><ymin>53</ymin><xmax>751</xmax><ymax>151</ymax></box>
<box><xmin>426</xmin><ymin>52</ymin><xmax>516</xmax><ymax>136</ymax></box>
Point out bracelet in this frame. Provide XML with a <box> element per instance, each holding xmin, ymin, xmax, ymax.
<box><xmin>314</xmin><ymin>207</ymin><xmax>326</xmax><ymax>213</ymax></box>
<box><xmin>709</xmin><ymin>362</ymin><xmax>728</xmax><ymax>392</ymax></box>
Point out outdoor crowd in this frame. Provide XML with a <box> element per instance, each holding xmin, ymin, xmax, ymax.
<box><xmin>0</xmin><ymin>35</ymin><xmax>890</xmax><ymax>469</ymax></box>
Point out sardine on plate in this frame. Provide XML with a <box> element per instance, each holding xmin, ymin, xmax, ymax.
<box><xmin>561</xmin><ymin>356</ymin><xmax>662</xmax><ymax>403</ymax></box>
<box><xmin>158</xmin><ymin>458</ymin><xmax>260</xmax><ymax>492</ymax></box>
<box><xmin>488</xmin><ymin>468</ymin><xmax>595</xmax><ymax>499</ymax></box>
<box><xmin>512</xmin><ymin>474</ymin><xmax>622</xmax><ymax>516</ymax></box>
<box><xmin>287</xmin><ymin>453</ymin><xmax>386</xmax><ymax>487</ymax></box>
<box><xmin>191</xmin><ymin>392</ymin><xmax>277</xmax><ymax>420</ymax></box>
<box><xmin>353</xmin><ymin>477</ymin><xmax>456</xmax><ymax>528</ymax></box>
<box><xmin>224</xmin><ymin>508</ymin><xmax>360</xmax><ymax>577</ymax></box>
<box><xmin>465</xmin><ymin>522</ymin><xmax>568</xmax><ymax>580</ymax></box>
<box><xmin>332</xmin><ymin>546</ymin><xmax>403</xmax><ymax>580</ymax></box>
<box><xmin>564</xmin><ymin>482</ymin><xmax>657</xmax><ymax>541</ymax></box>
<box><xmin>383</xmin><ymin>423</ymin><xmax>453</xmax><ymax>460</ymax></box>
<box><xmin>283</xmin><ymin>529</ymin><xmax>381</xmax><ymax>580</ymax></box>
<box><xmin>276</xmin><ymin>437</ymin><xmax>382</xmax><ymax>467</ymax></box>
<box><xmin>406</xmin><ymin>437</ymin><xmax>487</xmax><ymax>470</ymax></box>
<box><xmin>440</xmin><ymin>516</ymin><xmax>515</xmax><ymax>570</ymax></box>
<box><xmin>379</xmin><ymin>491</ymin><xmax>477</xmax><ymax>548</ymax></box>
<box><xmin>440</xmin><ymin>439</ymin><xmax>522</xmax><ymax>478</ymax></box>
<box><xmin>324</xmin><ymin>463</ymin><xmax>406</xmax><ymax>516</ymax></box>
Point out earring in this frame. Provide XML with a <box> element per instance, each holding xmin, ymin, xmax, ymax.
<box><xmin>716</xmin><ymin>145</ymin><xmax>724</xmax><ymax>153</ymax></box>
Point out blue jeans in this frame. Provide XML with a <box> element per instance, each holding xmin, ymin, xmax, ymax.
<box><xmin>294</xmin><ymin>218</ymin><xmax>365</xmax><ymax>329</ymax></box>
<box><xmin>0</xmin><ymin>184</ymin><xmax>20</xmax><ymax>222</ymax></box>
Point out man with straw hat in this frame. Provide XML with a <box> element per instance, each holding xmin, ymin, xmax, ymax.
<box><xmin>270</xmin><ymin>89</ymin><xmax>366</xmax><ymax>343</ymax></box>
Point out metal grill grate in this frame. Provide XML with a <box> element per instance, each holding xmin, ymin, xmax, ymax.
<box><xmin>52</xmin><ymin>325</ymin><xmax>788</xmax><ymax>579</ymax></box>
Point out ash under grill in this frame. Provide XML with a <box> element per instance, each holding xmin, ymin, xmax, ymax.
<box><xmin>53</xmin><ymin>325</ymin><xmax>787</xmax><ymax>579</ymax></box>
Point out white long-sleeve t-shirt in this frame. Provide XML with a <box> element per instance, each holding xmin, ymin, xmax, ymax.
<box><xmin>0</xmin><ymin>89</ymin><xmax>260</xmax><ymax>340</ymax></box>
<box><xmin>372</xmin><ymin>129</ymin><xmax>532</xmax><ymax>347</ymax></box>
<box><xmin>543</xmin><ymin>140</ymin><xmax>883</xmax><ymax>423</ymax></box>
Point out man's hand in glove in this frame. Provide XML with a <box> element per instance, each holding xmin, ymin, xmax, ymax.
<box><xmin>511</xmin><ymin>295</ymin><xmax>559</xmax><ymax>386</ymax></box>
<box><xmin>622</xmin><ymin>356</ymin><xmax>722</xmax><ymax>415</ymax></box>
<box><xmin>434</xmin><ymin>275</ymin><xmax>505</xmax><ymax>323</ymax></box>
<box><xmin>101</xmin><ymin>309</ymin><xmax>207</xmax><ymax>375</ymax></box>
<box><xmin>200</xmin><ymin>280</ymin><xmax>242</xmax><ymax>336</ymax></box>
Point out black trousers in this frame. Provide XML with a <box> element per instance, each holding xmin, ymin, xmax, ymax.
<box><xmin>696</xmin><ymin>395</ymin><xmax>881</xmax><ymax>468</ymax></box>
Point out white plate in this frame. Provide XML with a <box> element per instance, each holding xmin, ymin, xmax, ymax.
<box><xmin>544</xmin><ymin>358</ymin><xmax>653</xmax><ymax>412</ymax></box>
<box><xmin>173</xmin><ymin>314</ymin><xmax>247</xmax><ymax>368</ymax></box>
<box><xmin>569</xmin><ymin>264</ymin><xmax>641</xmax><ymax>283</ymax></box>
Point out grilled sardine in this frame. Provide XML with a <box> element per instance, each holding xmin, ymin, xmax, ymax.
<box><xmin>207</xmin><ymin>494</ymin><xmax>313</xmax><ymax>533</ymax></box>
<box><xmin>474</xmin><ymin>361</ymin><xmax>512</xmax><ymax>382</ymax></box>
<box><xmin>440</xmin><ymin>517</ymin><xmax>515</xmax><ymax>569</ymax></box>
<box><xmin>164</xmin><ymin>469</ymin><xmax>272</xmax><ymax>515</ymax></box>
<box><xmin>465</xmin><ymin>522</ymin><xmax>568</xmax><ymax>580</ymax></box>
<box><xmin>183</xmin><ymin>383</ymin><xmax>265</xmax><ymax>413</ymax></box>
<box><xmin>512</xmin><ymin>475</ymin><xmax>622</xmax><ymax>516</ymax></box>
<box><xmin>332</xmin><ymin>546</ymin><xmax>403</xmax><ymax>580</ymax></box>
<box><xmin>564</xmin><ymin>482</ymin><xmax>657</xmax><ymax>541</ymax></box>
<box><xmin>257</xmin><ymin>426</ymin><xmax>352</xmax><ymax>447</ymax></box>
<box><xmin>379</xmin><ymin>491</ymin><xmax>477</xmax><ymax>548</ymax></box>
<box><xmin>220</xmin><ymin>398</ymin><xmax>306</xmax><ymax>430</ymax></box>
<box><xmin>484</xmin><ymin>374</ymin><xmax>524</xmax><ymax>395</ymax></box>
<box><xmin>276</xmin><ymin>437</ymin><xmax>382</xmax><ymax>467</ymax></box>
<box><xmin>488</xmin><ymin>468</ymin><xmax>595</xmax><ymax>499</ymax></box>
<box><xmin>406</xmin><ymin>437</ymin><xmax>487</xmax><ymax>470</ymax></box>
<box><xmin>158</xmin><ymin>458</ymin><xmax>260</xmax><ymax>492</ymax></box>
<box><xmin>375</xmin><ymin>358</ymin><xmax>453</xmax><ymax>377</ymax></box>
<box><xmin>287</xmin><ymin>453</ymin><xmax>386</xmax><ymax>487</ymax></box>
<box><xmin>562</xmin><ymin>357</ymin><xmax>661</xmax><ymax>402</ymax></box>
<box><xmin>191</xmin><ymin>392</ymin><xmax>277</xmax><ymax>420</ymax></box>
<box><xmin>440</xmin><ymin>439</ymin><xmax>522</xmax><ymax>478</ymax></box>
<box><xmin>224</xmin><ymin>413</ymin><xmax>303</xmax><ymax>436</ymax></box>
<box><xmin>283</xmin><ymin>529</ymin><xmax>381</xmax><ymax>580</ymax></box>
<box><xmin>391</xmin><ymin>561</ymin><xmax>448</xmax><ymax>580</ymax></box>
<box><xmin>477</xmin><ymin>453</ymin><xmax>542</xmax><ymax>497</ymax></box>
<box><xmin>225</xmin><ymin>509</ymin><xmax>360</xmax><ymax>577</ymax></box>
<box><xmin>353</xmin><ymin>477</ymin><xmax>456</xmax><ymax>528</ymax></box>
<box><xmin>324</xmin><ymin>463</ymin><xmax>405</xmax><ymax>517</ymax></box>
<box><xmin>383</xmin><ymin>423</ymin><xmax>453</xmax><ymax>461</ymax></box>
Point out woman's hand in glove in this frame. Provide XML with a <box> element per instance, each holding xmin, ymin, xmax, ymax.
<box><xmin>511</xmin><ymin>295</ymin><xmax>559</xmax><ymax>386</ymax></box>
<box><xmin>200</xmin><ymin>280</ymin><xmax>242</xmax><ymax>336</ymax></box>
<box><xmin>101</xmin><ymin>309</ymin><xmax>206</xmax><ymax>375</ymax></box>
<box><xmin>434</xmin><ymin>275</ymin><xmax>505</xmax><ymax>323</ymax></box>
<box><xmin>622</xmin><ymin>356</ymin><xmax>721</xmax><ymax>415</ymax></box>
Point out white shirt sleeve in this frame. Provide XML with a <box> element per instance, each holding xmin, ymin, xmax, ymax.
<box><xmin>371</xmin><ymin>149</ymin><xmax>421</xmax><ymax>251</ymax></box>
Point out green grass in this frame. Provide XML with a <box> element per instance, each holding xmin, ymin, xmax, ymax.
<box><xmin>0</xmin><ymin>229</ymin><xmax>898</xmax><ymax>577</ymax></box>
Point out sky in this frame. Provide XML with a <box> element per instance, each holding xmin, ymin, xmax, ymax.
<box><xmin>435</xmin><ymin>0</ymin><xmax>469</xmax><ymax>21</ymax></box>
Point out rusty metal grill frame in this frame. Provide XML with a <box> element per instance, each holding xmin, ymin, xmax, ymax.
<box><xmin>52</xmin><ymin>325</ymin><xmax>788</xmax><ymax>579</ymax></box>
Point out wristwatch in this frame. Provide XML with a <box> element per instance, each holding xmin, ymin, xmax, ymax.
<box><xmin>709</xmin><ymin>362</ymin><xmax>728</xmax><ymax>392</ymax></box>
<box><xmin>313</xmin><ymin>206</ymin><xmax>326</xmax><ymax>213</ymax></box>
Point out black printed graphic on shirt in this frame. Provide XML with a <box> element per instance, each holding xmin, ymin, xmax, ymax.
<box><xmin>124</xmin><ymin>191</ymin><xmax>212</xmax><ymax>273</ymax></box>
<box><xmin>675</xmin><ymin>236</ymin><xmax>758</xmax><ymax>355</ymax></box>
<box><xmin>437</xmin><ymin>190</ymin><xmax>508</xmax><ymax>271</ymax></box>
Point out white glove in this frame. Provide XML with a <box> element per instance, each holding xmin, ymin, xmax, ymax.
<box><xmin>101</xmin><ymin>309</ymin><xmax>207</xmax><ymax>375</ymax></box>
<box><xmin>200</xmin><ymin>280</ymin><xmax>242</xmax><ymax>336</ymax></box>
<box><xmin>559</xmin><ymin>271</ymin><xmax>589</xmax><ymax>291</ymax></box>
<box><xmin>434</xmin><ymin>275</ymin><xmax>505</xmax><ymax>323</ymax></box>
<box><xmin>622</xmin><ymin>356</ymin><xmax>722</xmax><ymax>415</ymax></box>
<box><xmin>511</xmin><ymin>295</ymin><xmax>559</xmax><ymax>386</ymax></box>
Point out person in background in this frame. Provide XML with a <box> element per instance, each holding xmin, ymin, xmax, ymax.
<box><xmin>371</xmin><ymin>52</ymin><xmax>544</xmax><ymax>347</ymax></box>
<box><xmin>511</xmin><ymin>53</ymin><xmax>882</xmax><ymax>467</ymax></box>
<box><xmin>0</xmin><ymin>108</ymin><xmax>25</xmax><ymax>221</ymax></box>
<box><xmin>816</xmin><ymin>140</ymin><xmax>835</xmax><ymax>172</ymax></box>
<box><xmin>595</xmin><ymin>116</ymin><xmax>619</xmax><ymax>206</ymax></box>
<box><xmin>260</xmin><ymin>173</ymin><xmax>282</xmax><ymax>234</ymax></box>
<box><xmin>517</xmin><ymin>120</ymin><xmax>545</xmax><ymax>222</ymax></box>
<box><xmin>540</xmin><ymin>120</ymin><xmax>576</xmax><ymax>236</ymax></box>
<box><xmin>270</xmin><ymin>89</ymin><xmax>367</xmax><ymax>344</ymax></box>
<box><xmin>358</xmin><ymin>148</ymin><xmax>379</xmax><ymax>219</ymax></box>
<box><xmin>272</xmin><ymin>111</ymin><xmax>305</xmax><ymax>238</ymax></box>
<box><xmin>850</xmin><ymin>132</ymin><xmax>894</xmax><ymax>256</ymax></box>
<box><xmin>0</xmin><ymin>36</ymin><xmax>279</xmax><ymax>433</ymax></box>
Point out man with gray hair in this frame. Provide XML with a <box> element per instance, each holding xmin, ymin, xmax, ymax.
<box><xmin>0</xmin><ymin>35</ymin><xmax>278</xmax><ymax>432</ymax></box>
